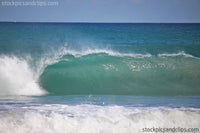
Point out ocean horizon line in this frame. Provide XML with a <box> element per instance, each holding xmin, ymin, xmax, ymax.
<box><xmin>0</xmin><ymin>21</ymin><xmax>200</xmax><ymax>24</ymax></box>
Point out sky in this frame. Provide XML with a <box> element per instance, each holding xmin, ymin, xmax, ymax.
<box><xmin>0</xmin><ymin>0</ymin><xmax>200</xmax><ymax>23</ymax></box>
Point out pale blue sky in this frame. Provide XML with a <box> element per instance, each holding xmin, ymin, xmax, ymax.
<box><xmin>0</xmin><ymin>0</ymin><xmax>200</xmax><ymax>22</ymax></box>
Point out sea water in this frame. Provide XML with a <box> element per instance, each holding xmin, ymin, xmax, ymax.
<box><xmin>0</xmin><ymin>23</ymin><xmax>200</xmax><ymax>133</ymax></box>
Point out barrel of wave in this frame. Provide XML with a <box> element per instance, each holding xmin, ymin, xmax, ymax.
<box><xmin>40</xmin><ymin>53</ymin><xmax>200</xmax><ymax>96</ymax></box>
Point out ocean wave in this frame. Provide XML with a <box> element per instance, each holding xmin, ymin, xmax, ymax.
<box><xmin>39</xmin><ymin>47</ymin><xmax>200</xmax><ymax>96</ymax></box>
<box><xmin>1</xmin><ymin>47</ymin><xmax>200</xmax><ymax>96</ymax></box>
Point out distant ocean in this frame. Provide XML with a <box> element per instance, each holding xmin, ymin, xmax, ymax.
<box><xmin>0</xmin><ymin>23</ymin><xmax>200</xmax><ymax>133</ymax></box>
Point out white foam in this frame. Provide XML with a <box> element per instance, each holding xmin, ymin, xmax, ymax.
<box><xmin>59</xmin><ymin>47</ymin><xmax>152</xmax><ymax>58</ymax></box>
<box><xmin>158</xmin><ymin>51</ymin><xmax>197</xmax><ymax>58</ymax></box>
<box><xmin>0</xmin><ymin>104</ymin><xmax>199</xmax><ymax>133</ymax></box>
<box><xmin>0</xmin><ymin>56</ymin><xmax>46</xmax><ymax>96</ymax></box>
<box><xmin>58</xmin><ymin>47</ymin><xmax>200</xmax><ymax>59</ymax></box>
<box><xmin>0</xmin><ymin>47</ymin><xmax>70</xmax><ymax>96</ymax></box>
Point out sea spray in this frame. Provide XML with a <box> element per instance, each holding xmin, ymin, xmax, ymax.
<box><xmin>0</xmin><ymin>56</ymin><xmax>46</xmax><ymax>96</ymax></box>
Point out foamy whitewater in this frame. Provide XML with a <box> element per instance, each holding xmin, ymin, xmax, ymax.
<box><xmin>0</xmin><ymin>104</ymin><xmax>200</xmax><ymax>133</ymax></box>
<box><xmin>0</xmin><ymin>23</ymin><xmax>200</xmax><ymax>133</ymax></box>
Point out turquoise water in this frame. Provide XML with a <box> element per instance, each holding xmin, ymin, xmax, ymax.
<box><xmin>0</xmin><ymin>23</ymin><xmax>200</xmax><ymax>133</ymax></box>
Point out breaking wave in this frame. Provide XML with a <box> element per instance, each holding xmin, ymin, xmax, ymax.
<box><xmin>0</xmin><ymin>47</ymin><xmax>200</xmax><ymax>96</ymax></box>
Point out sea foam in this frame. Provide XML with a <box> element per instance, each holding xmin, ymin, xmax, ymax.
<box><xmin>58</xmin><ymin>47</ymin><xmax>152</xmax><ymax>58</ymax></box>
<box><xmin>0</xmin><ymin>56</ymin><xmax>46</xmax><ymax>96</ymax></box>
<box><xmin>158</xmin><ymin>51</ymin><xmax>197</xmax><ymax>58</ymax></box>
<box><xmin>0</xmin><ymin>104</ymin><xmax>199</xmax><ymax>133</ymax></box>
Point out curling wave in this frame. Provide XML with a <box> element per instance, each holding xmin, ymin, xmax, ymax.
<box><xmin>0</xmin><ymin>47</ymin><xmax>200</xmax><ymax>96</ymax></box>
<box><xmin>39</xmin><ymin>49</ymin><xmax>200</xmax><ymax>96</ymax></box>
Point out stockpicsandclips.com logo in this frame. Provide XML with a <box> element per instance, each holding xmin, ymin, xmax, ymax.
<box><xmin>1</xmin><ymin>0</ymin><xmax>58</xmax><ymax>6</ymax></box>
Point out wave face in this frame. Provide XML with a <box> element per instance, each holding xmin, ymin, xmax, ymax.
<box><xmin>40</xmin><ymin>51</ymin><xmax>200</xmax><ymax>96</ymax></box>
<box><xmin>0</xmin><ymin>23</ymin><xmax>200</xmax><ymax>96</ymax></box>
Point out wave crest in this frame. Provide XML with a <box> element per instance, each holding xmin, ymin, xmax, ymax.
<box><xmin>58</xmin><ymin>47</ymin><xmax>152</xmax><ymax>58</ymax></box>
<box><xmin>158</xmin><ymin>51</ymin><xmax>197</xmax><ymax>58</ymax></box>
<box><xmin>56</xmin><ymin>47</ymin><xmax>198</xmax><ymax>59</ymax></box>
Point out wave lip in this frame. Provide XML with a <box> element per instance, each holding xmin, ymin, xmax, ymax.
<box><xmin>59</xmin><ymin>47</ymin><xmax>152</xmax><ymax>58</ymax></box>
<box><xmin>59</xmin><ymin>47</ymin><xmax>199</xmax><ymax>59</ymax></box>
